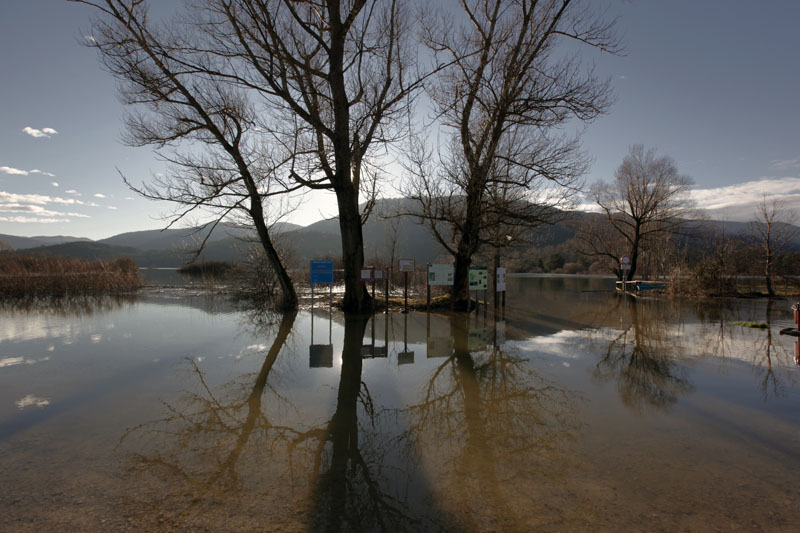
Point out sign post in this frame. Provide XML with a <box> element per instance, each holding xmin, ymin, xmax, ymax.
<box><xmin>427</xmin><ymin>263</ymin><xmax>454</xmax><ymax>311</ymax></box>
<box><xmin>374</xmin><ymin>268</ymin><xmax>387</xmax><ymax>311</ymax></box>
<box><xmin>310</xmin><ymin>260</ymin><xmax>334</xmax><ymax>311</ymax></box>
<box><xmin>496</xmin><ymin>267</ymin><xmax>507</xmax><ymax>308</ymax></box>
<box><xmin>399</xmin><ymin>259</ymin><xmax>415</xmax><ymax>313</ymax></box>
<box><xmin>620</xmin><ymin>255</ymin><xmax>631</xmax><ymax>290</ymax></box>
<box><xmin>360</xmin><ymin>266</ymin><xmax>375</xmax><ymax>303</ymax></box>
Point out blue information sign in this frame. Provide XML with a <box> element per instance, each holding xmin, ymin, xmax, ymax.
<box><xmin>310</xmin><ymin>260</ymin><xmax>334</xmax><ymax>284</ymax></box>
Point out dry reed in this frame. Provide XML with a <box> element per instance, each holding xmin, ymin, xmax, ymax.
<box><xmin>0</xmin><ymin>252</ymin><xmax>141</xmax><ymax>296</ymax></box>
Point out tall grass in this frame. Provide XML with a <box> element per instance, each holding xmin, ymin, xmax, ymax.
<box><xmin>0</xmin><ymin>252</ymin><xmax>141</xmax><ymax>296</ymax></box>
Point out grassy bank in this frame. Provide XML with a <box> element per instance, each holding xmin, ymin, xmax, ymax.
<box><xmin>0</xmin><ymin>253</ymin><xmax>141</xmax><ymax>296</ymax></box>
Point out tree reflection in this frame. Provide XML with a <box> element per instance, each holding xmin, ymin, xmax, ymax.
<box><xmin>400</xmin><ymin>313</ymin><xmax>581</xmax><ymax>530</ymax></box>
<box><xmin>306</xmin><ymin>314</ymin><xmax>423</xmax><ymax>531</ymax></box>
<box><xmin>117</xmin><ymin>311</ymin><xmax>426</xmax><ymax>531</ymax></box>
<box><xmin>697</xmin><ymin>299</ymin><xmax>799</xmax><ymax>399</ymax></box>
<box><xmin>594</xmin><ymin>296</ymin><xmax>692</xmax><ymax>412</ymax></box>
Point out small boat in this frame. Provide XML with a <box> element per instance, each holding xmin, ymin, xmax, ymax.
<box><xmin>616</xmin><ymin>280</ymin><xmax>667</xmax><ymax>292</ymax></box>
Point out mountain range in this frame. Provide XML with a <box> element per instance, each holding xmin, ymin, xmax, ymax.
<box><xmin>2</xmin><ymin>198</ymin><xmax>799</xmax><ymax>268</ymax></box>
<box><xmin>0</xmin><ymin>199</ymin><xmax>450</xmax><ymax>268</ymax></box>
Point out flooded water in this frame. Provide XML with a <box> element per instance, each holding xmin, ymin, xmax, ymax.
<box><xmin>1</xmin><ymin>277</ymin><xmax>799</xmax><ymax>531</ymax></box>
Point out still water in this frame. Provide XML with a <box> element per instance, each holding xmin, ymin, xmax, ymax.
<box><xmin>1</xmin><ymin>277</ymin><xmax>799</xmax><ymax>531</ymax></box>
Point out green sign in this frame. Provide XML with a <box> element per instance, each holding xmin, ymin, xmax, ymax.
<box><xmin>468</xmin><ymin>266</ymin><xmax>488</xmax><ymax>290</ymax></box>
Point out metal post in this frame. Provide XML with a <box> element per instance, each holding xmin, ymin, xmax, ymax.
<box><xmin>427</xmin><ymin>282</ymin><xmax>431</xmax><ymax>312</ymax></box>
<box><xmin>404</xmin><ymin>271</ymin><xmax>409</xmax><ymax>313</ymax></box>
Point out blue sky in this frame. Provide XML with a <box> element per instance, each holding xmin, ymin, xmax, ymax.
<box><xmin>1</xmin><ymin>0</ymin><xmax>799</xmax><ymax>240</ymax></box>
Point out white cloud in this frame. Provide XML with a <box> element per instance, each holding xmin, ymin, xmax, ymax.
<box><xmin>0</xmin><ymin>216</ymin><xmax>70</xmax><ymax>224</ymax></box>
<box><xmin>1</xmin><ymin>166</ymin><xmax>29</xmax><ymax>175</ymax></box>
<box><xmin>1</xmin><ymin>166</ymin><xmax>56</xmax><ymax>177</ymax></box>
<box><xmin>0</xmin><ymin>203</ymin><xmax>90</xmax><ymax>218</ymax></box>
<box><xmin>0</xmin><ymin>357</ymin><xmax>24</xmax><ymax>368</ymax></box>
<box><xmin>94</xmin><ymin>193</ymin><xmax>106</xmax><ymax>198</ymax></box>
<box><xmin>65</xmin><ymin>189</ymin><xmax>80</xmax><ymax>195</ymax></box>
<box><xmin>51</xmin><ymin>182</ymin><xmax>59</xmax><ymax>187</ymax></box>
<box><xmin>0</xmin><ymin>190</ymin><xmax>98</xmax><ymax>224</ymax></box>
<box><xmin>107</xmin><ymin>205</ymin><xmax>118</xmax><ymax>210</ymax></box>
<box><xmin>691</xmin><ymin>177</ymin><xmax>800</xmax><ymax>221</ymax></box>
<box><xmin>771</xmin><ymin>158</ymin><xmax>800</xmax><ymax>171</ymax></box>
<box><xmin>0</xmin><ymin>191</ymin><xmax>99</xmax><ymax>207</ymax></box>
<box><xmin>22</xmin><ymin>126</ymin><xmax>58</xmax><ymax>139</ymax></box>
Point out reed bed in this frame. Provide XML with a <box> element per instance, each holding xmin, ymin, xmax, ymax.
<box><xmin>0</xmin><ymin>253</ymin><xmax>141</xmax><ymax>296</ymax></box>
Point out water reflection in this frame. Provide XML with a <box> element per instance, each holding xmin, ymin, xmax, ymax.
<box><xmin>0</xmin><ymin>294</ymin><xmax>137</xmax><ymax>318</ymax></box>
<box><xmin>593</xmin><ymin>295</ymin><xmax>693</xmax><ymax>412</ymax></box>
<box><xmin>115</xmin><ymin>308</ymin><xmax>583</xmax><ymax>530</ymax></box>
<box><xmin>308</xmin><ymin>314</ymin><xmax>424</xmax><ymax>531</ymax></box>
<box><xmin>2</xmin><ymin>279</ymin><xmax>799</xmax><ymax>530</ymax></box>
<box><xmin>400</xmin><ymin>312</ymin><xmax>581</xmax><ymax>530</ymax></box>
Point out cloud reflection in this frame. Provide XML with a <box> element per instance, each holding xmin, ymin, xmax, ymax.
<box><xmin>15</xmin><ymin>395</ymin><xmax>50</xmax><ymax>409</ymax></box>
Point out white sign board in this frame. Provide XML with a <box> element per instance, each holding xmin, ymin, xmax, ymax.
<box><xmin>373</xmin><ymin>268</ymin><xmax>385</xmax><ymax>280</ymax></box>
<box><xmin>496</xmin><ymin>267</ymin><xmax>506</xmax><ymax>292</ymax></box>
<box><xmin>399</xmin><ymin>259</ymin><xmax>415</xmax><ymax>272</ymax></box>
<box><xmin>428</xmin><ymin>264</ymin><xmax>454</xmax><ymax>286</ymax></box>
<box><xmin>360</xmin><ymin>268</ymin><xmax>374</xmax><ymax>281</ymax></box>
<box><xmin>620</xmin><ymin>255</ymin><xmax>631</xmax><ymax>271</ymax></box>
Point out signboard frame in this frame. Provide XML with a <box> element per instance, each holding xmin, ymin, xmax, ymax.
<box><xmin>496</xmin><ymin>267</ymin><xmax>507</xmax><ymax>292</ymax></box>
<box><xmin>310</xmin><ymin>260</ymin><xmax>335</xmax><ymax>284</ymax></box>
<box><xmin>399</xmin><ymin>259</ymin><xmax>415</xmax><ymax>273</ymax></box>
<box><xmin>428</xmin><ymin>264</ymin><xmax>454</xmax><ymax>286</ymax></box>
<box><xmin>468</xmin><ymin>266</ymin><xmax>489</xmax><ymax>291</ymax></box>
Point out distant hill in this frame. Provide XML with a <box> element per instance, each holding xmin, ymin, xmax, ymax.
<box><xmin>6</xmin><ymin>202</ymin><xmax>800</xmax><ymax>268</ymax></box>
<box><xmin>0</xmin><ymin>234</ymin><xmax>91</xmax><ymax>250</ymax></box>
<box><xmin>289</xmin><ymin>198</ymin><xmax>448</xmax><ymax>264</ymax></box>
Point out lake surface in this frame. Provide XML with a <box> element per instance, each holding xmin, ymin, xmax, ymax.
<box><xmin>1</xmin><ymin>277</ymin><xmax>799</xmax><ymax>531</ymax></box>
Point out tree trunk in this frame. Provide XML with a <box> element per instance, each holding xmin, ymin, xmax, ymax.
<box><xmin>765</xmin><ymin>256</ymin><xmax>775</xmax><ymax>297</ymax></box>
<box><xmin>336</xmin><ymin>186</ymin><xmax>372</xmax><ymax>312</ymax></box>
<box><xmin>450</xmin><ymin>191</ymin><xmax>482</xmax><ymax>311</ymax></box>
<box><xmin>250</xmin><ymin>201</ymin><xmax>297</xmax><ymax>310</ymax></box>
<box><xmin>451</xmin><ymin>251</ymin><xmax>472</xmax><ymax>311</ymax></box>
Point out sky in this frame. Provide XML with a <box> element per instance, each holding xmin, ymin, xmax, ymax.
<box><xmin>1</xmin><ymin>0</ymin><xmax>799</xmax><ymax>240</ymax></box>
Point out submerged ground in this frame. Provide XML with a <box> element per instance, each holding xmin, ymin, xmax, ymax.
<box><xmin>1</xmin><ymin>276</ymin><xmax>798</xmax><ymax>531</ymax></box>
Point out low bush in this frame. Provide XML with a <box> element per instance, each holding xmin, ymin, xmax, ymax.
<box><xmin>177</xmin><ymin>261</ymin><xmax>237</xmax><ymax>277</ymax></box>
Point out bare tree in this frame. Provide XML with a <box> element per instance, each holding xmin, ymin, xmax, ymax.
<box><xmin>77</xmin><ymin>0</ymin><xmax>433</xmax><ymax>313</ymax></box>
<box><xmin>200</xmin><ymin>0</ymin><xmax>430</xmax><ymax>312</ymax></box>
<box><xmin>751</xmin><ymin>196</ymin><xmax>799</xmax><ymax>297</ymax></box>
<box><xmin>404</xmin><ymin>0</ymin><xmax>616</xmax><ymax>309</ymax></box>
<box><xmin>581</xmin><ymin>145</ymin><xmax>694</xmax><ymax>281</ymax></box>
<box><xmin>76</xmin><ymin>0</ymin><xmax>300</xmax><ymax>309</ymax></box>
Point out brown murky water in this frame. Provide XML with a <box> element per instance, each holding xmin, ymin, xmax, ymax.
<box><xmin>1</xmin><ymin>277</ymin><xmax>799</xmax><ymax>531</ymax></box>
